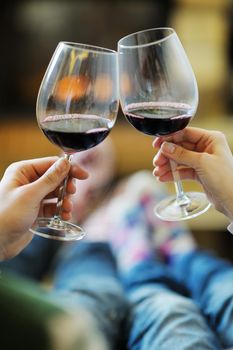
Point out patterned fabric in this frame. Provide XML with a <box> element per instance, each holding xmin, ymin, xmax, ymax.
<box><xmin>84</xmin><ymin>170</ymin><xmax>195</xmax><ymax>271</ymax></box>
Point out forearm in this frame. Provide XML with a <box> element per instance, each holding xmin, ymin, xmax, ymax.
<box><xmin>218</xmin><ymin>185</ymin><xmax>233</xmax><ymax>222</ymax></box>
<box><xmin>0</xmin><ymin>214</ymin><xmax>9</xmax><ymax>260</ymax></box>
<box><xmin>0</xmin><ymin>237</ymin><xmax>9</xmax><ymax>261</ymax></box>
<box><xmin>0</xmin><ymin>217</ymin><xmax>32</xmax><ymax>261</ymax></box>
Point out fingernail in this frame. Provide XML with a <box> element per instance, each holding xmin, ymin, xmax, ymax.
<box><xmin>162</xmin><ymin>141</ymin><xmax>176</xmax><ymax>153</ymax></box>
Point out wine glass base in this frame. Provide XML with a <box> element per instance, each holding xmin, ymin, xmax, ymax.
<box><xmin>154</xmin><ymin>192</ymin><xmax>211</xmax><ymax>221</ymax></box>
<box><xmin>30</xmin><ymin>218</ymin><xmax>85</xmax><ymax>241</ymax></box>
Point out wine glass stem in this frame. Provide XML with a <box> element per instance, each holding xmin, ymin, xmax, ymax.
<box><xmin>53</xmin><ymin>153</ymin><xmax>71</xmax><ymax>223</ymax></box>
<box><xmin>170</xmin><ymin>160</ymin><xmax>191</xmax><ymax>206</ymax></box>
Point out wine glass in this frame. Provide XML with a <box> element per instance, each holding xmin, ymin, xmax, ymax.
<box><xmin>30</xmin><ymin>42</ymin><xmax>119</xmax><ymax>240</ymax></box>
<box><xmin>118</xmin><ymin>27</ymin><xmax>211</xmax><ymax>221</ymax></box>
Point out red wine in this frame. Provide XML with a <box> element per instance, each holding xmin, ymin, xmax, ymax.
<box><xmin>124</xmin><ymin>102</ymin><xmax>194</xmax><ymax>136</ymax></box>
<box><xmin>41</xmin><ymin>114</ymin><xmax>111</xmax><ymax>153</ymax></box>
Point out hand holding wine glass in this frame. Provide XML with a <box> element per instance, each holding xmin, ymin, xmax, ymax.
<box><xmin>30</xmin><ymin>42</ymin><xmax>119</xmax><ymax>240</ymax></box>
<box><xmin>153</xmin><ymin>126</ymin><xmax>233</xmax><ymax>221</ymax></box>
<box><xmin>118</xmin><ymin>28</ymin><xmax>210</xmax><ymax>221</ymax></box>
<box><xmin>0</xmin><ymin>156</ymin><xmax>88</xmax><ymax>259</ymax></box>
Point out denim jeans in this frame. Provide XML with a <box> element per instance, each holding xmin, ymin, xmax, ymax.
<box><xmin>171</xmin><ymin>250</ymin><xmax>233</xmax><ymax>349</ymax></box>
<box><xmin>0</xmin><ymin>238</ymin><xmax>128</xmax><ymax>350</ymax></box>
<box><xmin>51</xmin><ymin>242</ymin><xmax>128</xmax><ymax>350</ymax></box>
<box><xmin>123</xmin><ymin>257</ymin><xmax>221</xmax><ymax>350</ymax></box>
<box><xmin>1</xmin><ymin>238</ymin><xmax>232</xmax><ymax>349</ymax></box>
<box><xmin>0</xmin><ymin>235</ymin><xmax>61</xmax><ymax>280</ymax></box>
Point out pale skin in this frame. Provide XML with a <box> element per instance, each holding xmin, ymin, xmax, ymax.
<box><xmin>0</xmin><ymin>156</ymin><xmax>88</xmax><ymax>260</ymax></box>
<box><xmin>153</xmin><ymin>127</ymin><xmax>233</xmax><ymax>221</ymax></box>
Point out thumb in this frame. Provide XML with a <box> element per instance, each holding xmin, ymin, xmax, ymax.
<box><xmin>161</xmin><ymin>141</ymin><xmax>200</xmax><ymax>168</ymax></box>
<box><xmin>30</xmin><ymin>158</ymin><xmax>70</xmax><ymax>199</ymax></box>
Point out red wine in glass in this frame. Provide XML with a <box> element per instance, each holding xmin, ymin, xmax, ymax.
<box><xmin>31</xmin><ymin>41</ymin><xmax>118</xmax><ymax>240</ymax></box>
<box><xmin>124</xmin><ymin>102</ymin><xmax>193</xmax><ymax>136</ymax></box>
<box><xmin>41</xmin><ymin>114</ymin><xmax>111</xmax><ymax>153</ymax></box>
<box><xmin>118</xmin><ymin>27</ymin><xmax>211</xmax><ymax>221</ymax></box>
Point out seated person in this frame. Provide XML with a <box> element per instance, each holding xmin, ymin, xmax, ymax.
<box><xmin>0</xmin><ymin>141</ymin><xmax>127</xmax><ymax>350</ymax></box>
<box><xmin>2</xmin><ymin>127</ymin><xmax>233</xmax><ymax>350</ymax></box>
<box><xmin>82</xmin><ymin>127</ymin><xmax>233</xmax><ymax>349</ymax></box>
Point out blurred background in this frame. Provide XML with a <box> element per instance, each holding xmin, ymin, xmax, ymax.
<box><xmin>1</xmin><ymin>0</ymin><xmax>233</xmax><ymax>259</ymax></box>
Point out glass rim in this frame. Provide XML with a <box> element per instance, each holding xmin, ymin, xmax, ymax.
<box><xmin>118</xmin><ymin>27</ymin><xmax>176</xmax><ymax>49</ymax></box>
<box><xmin>58</xmin><ymin>41</ymin><xmax>117</xmax><ymax>55</ymax></box>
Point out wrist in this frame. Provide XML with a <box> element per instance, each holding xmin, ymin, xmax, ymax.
<box><xmin>0</xmin><ymin>241</ymin><xmax>8</xmax><ymax>261</ymax></box>
<box><xmin>0</xmin><ymin>214</ymin><xmax>10</xmax><ymax>261</ymax></box>
<box><xmin>223</xmin><ymin>196</ymin><xmax>233</xmax><ymax>222</ymax></box>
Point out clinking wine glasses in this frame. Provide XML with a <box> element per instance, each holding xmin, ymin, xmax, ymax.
<box><xmin>118</xmin><ymin>28</ymin><xmax>211</xmax><ymax>221</ymax></box>
<box><xmin>30</xmin><ymin>42</ymin><xmax>119</xmax><ymax>240</ymax></box>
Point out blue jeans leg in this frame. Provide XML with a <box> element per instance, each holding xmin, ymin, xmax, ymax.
<box><xmin>52</xmin><ymin>242</ymin><xmax>129</xmax><ymax>350</ymax></box>
<box><xmin>123</xmin><ymin>258</ymin><xmax>221</xmax><ymax>350</ymax></box>
<box><xmin>172</xmin><ymin>250</ymin><xmax>233</xmax><ymax>348</ymax></box>
<box><xmin>0</xmin><ymin>235</ymin><xmax>60</xmax><ymax>280</ymax></box>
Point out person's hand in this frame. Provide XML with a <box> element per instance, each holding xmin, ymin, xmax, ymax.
<box><xmin>153</xmin><ymin>127</ymin><xmax>233</xmax><ymax>220</ymax></box>
<box><xmin>0</xmin><ymin>156</ymin><xmax>88</xmax><ymax>260</ymax></box>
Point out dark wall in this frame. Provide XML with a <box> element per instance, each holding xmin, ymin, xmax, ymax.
<box><xmin>0</xmin><ymin>0</ymin><xmax>173</xmax><ymax>117</ymax></box>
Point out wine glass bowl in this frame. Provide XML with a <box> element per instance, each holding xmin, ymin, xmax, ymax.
<box><xmin>118</xmin><ymin>28</ymin><xmax>210</xmax><ymax>221</ymax></box>
<box><xmin>30</xmin><ymin>42</ymin><xmax>118</xmax><ymax>240</ymax></box>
